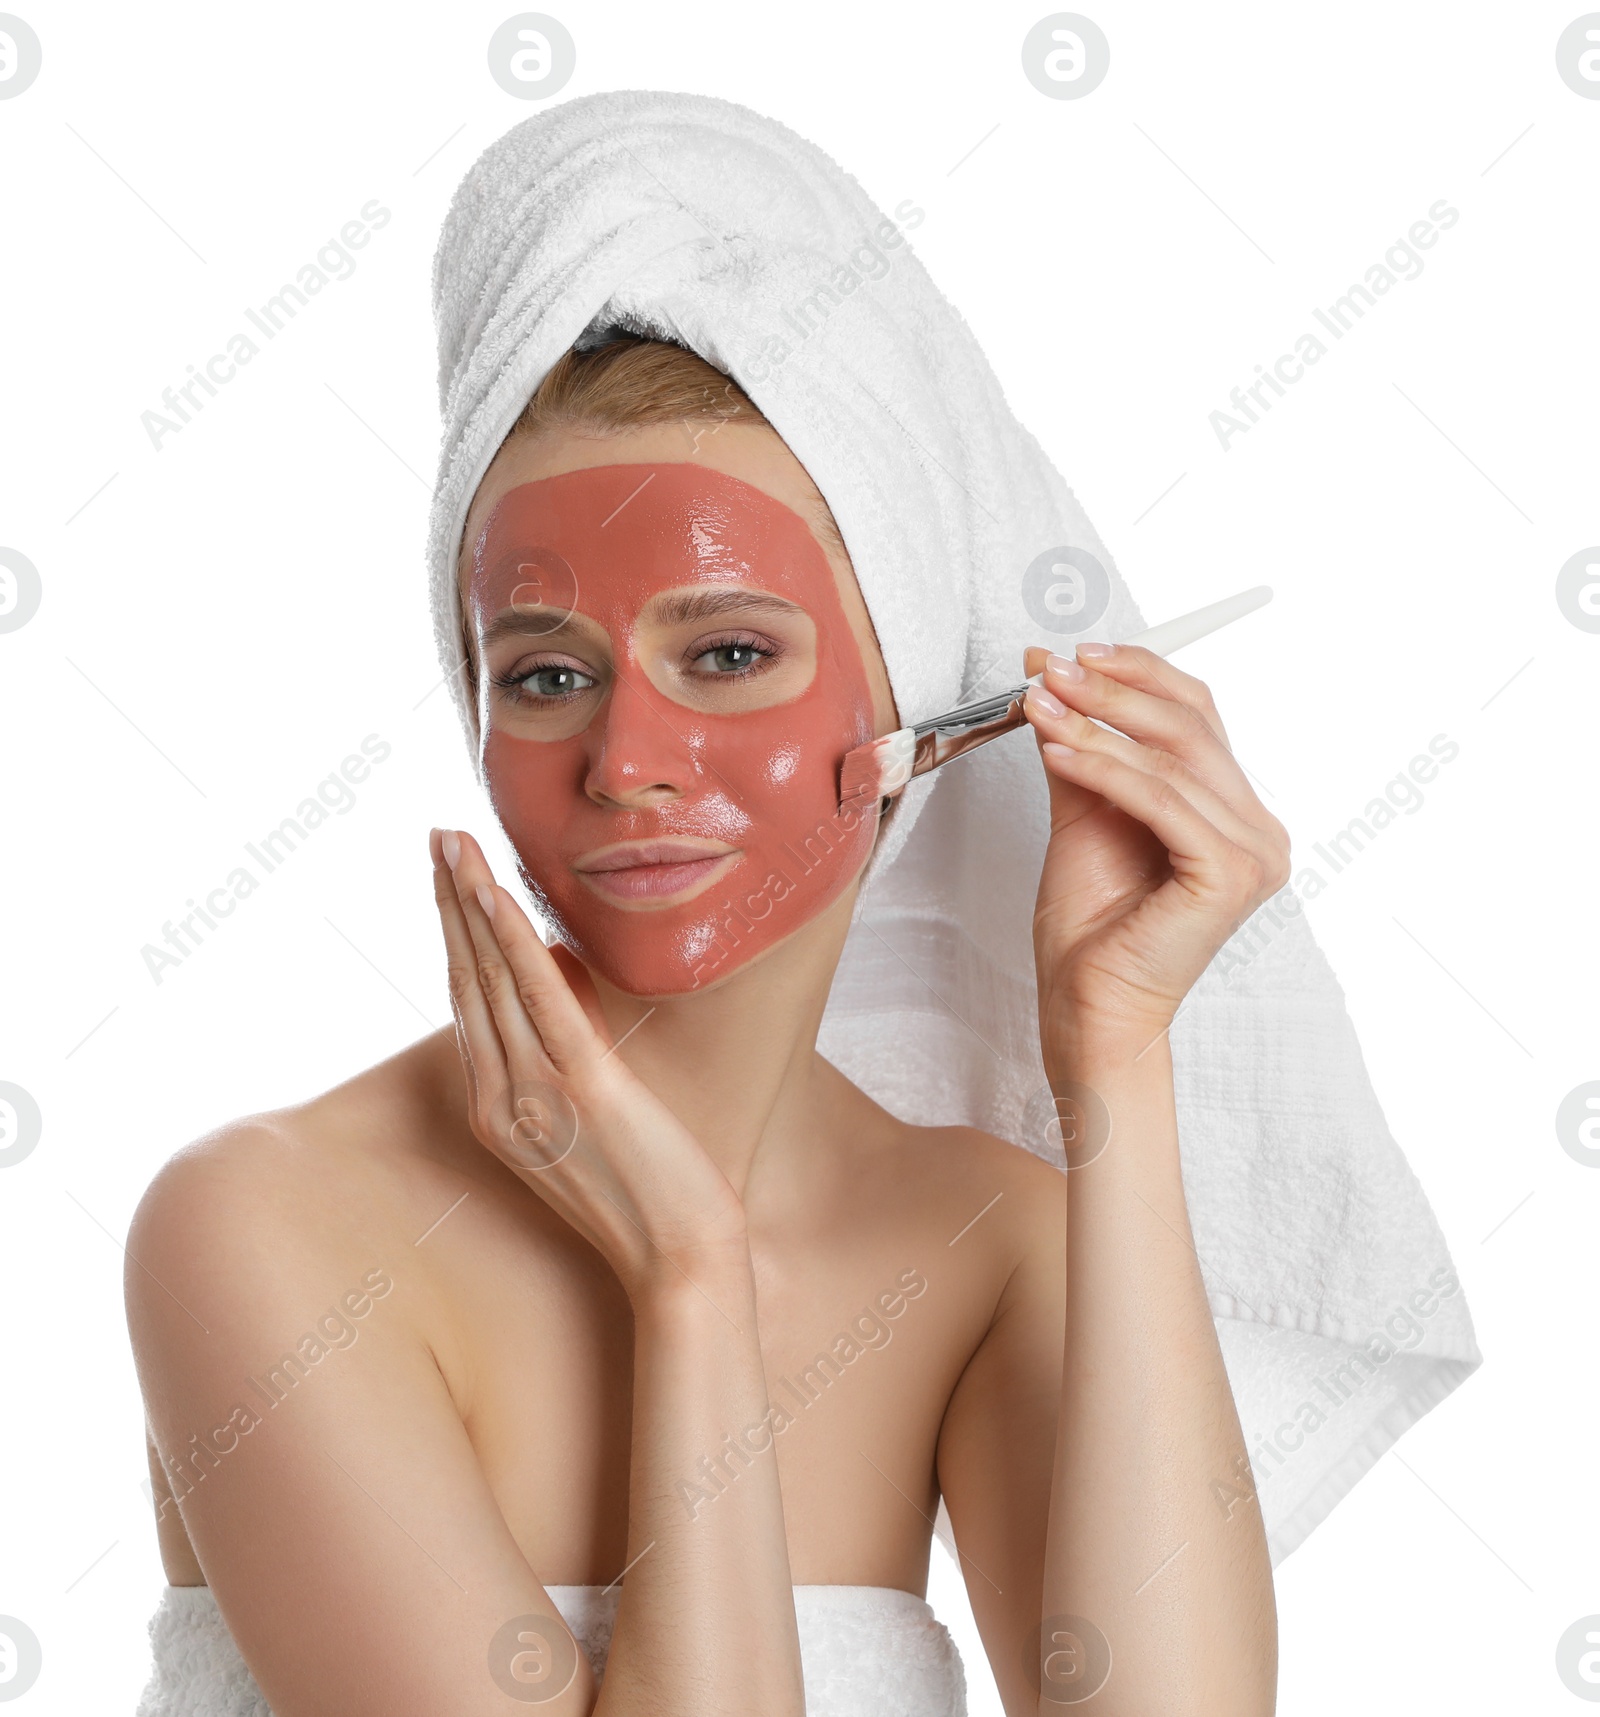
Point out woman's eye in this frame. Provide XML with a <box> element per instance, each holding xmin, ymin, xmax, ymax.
<box><xmin>502</xmin><ymin>663</ymin><xmax>596</xmax><ymax>701</ymax></box>
<box><xmin>690</xmin><ymin>640</ymin><xmax>773</xmax><ymax>675</ymax></box>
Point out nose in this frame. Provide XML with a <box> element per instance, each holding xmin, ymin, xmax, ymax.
<box><xmin>583</xmin><ymin>667</ymin><xmax>700</xmax><ymax>808</ymax></box>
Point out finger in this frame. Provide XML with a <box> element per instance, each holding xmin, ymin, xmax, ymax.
<box><xmin>1024</xmin><ymin>641</ymin><xmax>1236</xmax><ymax>771</ymax></box>
<box><xmin>1037</xmin><ymin>647</ymin><xmax>1257</xmax><ymax>814</ymax></box>
<box><xmin>442</xmin><ymin>829</ymin><xmax>559</xmax><ymax>1078</ymax></box>
<box><xmin>430</xmin><ymin>827</ymin><xmax>509</xmax><ymax>1130</ymax></box>
<box><xmin>1020</xmin><ymin>653</ymin><xmax>1115</xmax><ymax>834</ymax></box>
<box><xmin>1043</xmin><ymin>645</ymin><xmax>1236</xmax><ymax>764</ymax></box>
<box><xmin>1024</xmin><ymin>683</ymin><xmax>1270</xmax><ymax>854</ymax></box>
<box><xmin>1024</xmin><ymin>639</ymin><xmax>1225</xmax><ymax>730</ymax></box>
<box><xmin>443</xmin><ymin>830</ymin><xmax>598</xmax><ymax>1077</ymax></box>
<box><xmin>1038</xmin><ymin>742</ymin><xmax>1276</xmax><ymax>907</ymax></box>
<box><xmin>1059</xmin><ymin>645</ymin><xmax>1290</xmax><ymax>873</ymax></box>
<box><xmin>1077</xmin><ymin>642</ymin><xmax>1232</xmax><ymax>746</ymax></box>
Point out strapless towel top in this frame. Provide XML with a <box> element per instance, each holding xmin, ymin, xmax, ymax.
<box><xmin>135</xmin><ymin>1580</ymin><xmax>968</xmax><ymax>1716</ymax></box>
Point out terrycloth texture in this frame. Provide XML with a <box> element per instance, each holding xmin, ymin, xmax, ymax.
<box><xmin>425</xmin><ymin>89</ymin><xmax>1481</xmax><ymax>1563</ymax></box>
<box><xmin>134</xmin><ymin>1583</ymin><xmax>965</xmax><ymax>1716</ymax></box>
<box><xmin>136</xmin><ymin>1587</ymin><xmax>269</xmax><ymax>1717</ymax></box>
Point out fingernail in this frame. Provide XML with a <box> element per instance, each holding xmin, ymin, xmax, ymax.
<box><xmin>475</xmin><ymin>883</ymin><xmax>496</xmax><ymax>919</ymax></box>
<box><xmin>1027</xmin><ymin>683</ymin><xmax>1066</xmax><ymax>718</ymax></box>
<box><xmin>442</xmin><ymin>830</ymin><xmax>461</xmax><ymax>870</ymax></box>
<box><xmin>1046</xmin><ymin>652</ymin><xmax>1085</xmax><ymax>682</ymax></box>
<box><xmin>1076</xmin><ymin>640</ymin><xmax>1115</xmax><ymax>658</ymax></box>
<box><xmin>1042</xmin><ymin>741</ymin><xmax>1078</xmax><ymax>761</ymax></box>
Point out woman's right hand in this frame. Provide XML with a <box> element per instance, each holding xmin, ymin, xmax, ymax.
<box><xmin>431</xmin><ymin>827</ymin><xmax>751</xmax><ymax>1304</ymax></box>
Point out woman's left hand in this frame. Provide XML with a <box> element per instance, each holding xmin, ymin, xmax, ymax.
<box><xmin>1021</xmin><ymin>641</ymin><xmax>1291</xmax><ymax>1056</ymax></box>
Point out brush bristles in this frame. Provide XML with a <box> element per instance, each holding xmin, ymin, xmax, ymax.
<box><xmin>839</xmin><ymin>728</ymin><xmax>915</xmax><ymax>808</ymax></box>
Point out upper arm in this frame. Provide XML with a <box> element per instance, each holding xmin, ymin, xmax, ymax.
<box><xmin>125</xmin><ymin>1128</ymin><xmax>598</xmax><ymax>1717</ymax></box>
<box><xmin>934</xmin><ymin>1152</ymin><xmax>1067</xmax><ymax>1717</ymax></box>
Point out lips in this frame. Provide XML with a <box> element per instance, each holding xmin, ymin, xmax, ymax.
<box><xmin>572</xmin><ymin>840</ymin><xmax>741</xmax><ymax>905</ymax></box>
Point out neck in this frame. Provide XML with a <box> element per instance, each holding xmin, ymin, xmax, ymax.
<box><xmin>587</xmin><ymin>885</ymin><xmax>859</xmax><ymax>1206</ymax></box>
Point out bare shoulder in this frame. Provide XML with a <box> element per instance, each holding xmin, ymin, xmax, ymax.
<box><xmin>846</xmin><ymin>1067</ymin><xmax>1065</xmax><ymax>1202</ymax></box>
<box><xmin>899</xmin><ymin>1119</ymin><xmax>1068</xmax><ymax>1267</ymax></box>
<box><xmin>905</xmin><ymin>1119</ymin><xmax>1069</xmax><ymax>1201</ymax></box>
<box><xmin>820</xmin><ymin>1054</ymin><xmax>1060</xmax><ymax>1179</ymax></box>
<box><xmin>125</xmin><ymin>1028</ymin><xmax>478</xmax><ymax>1330</ymax></box>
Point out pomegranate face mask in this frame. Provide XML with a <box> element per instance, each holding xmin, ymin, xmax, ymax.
<box><xmin>465</xmin><ymin>462</ymin><xmax>879</xmax><ymax>996</ymax></box>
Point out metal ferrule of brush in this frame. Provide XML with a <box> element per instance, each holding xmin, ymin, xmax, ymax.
<box><xmin>906</xmin><ymin>680</ymin><xmax>1031</xmax><ymax>779</ymax></box>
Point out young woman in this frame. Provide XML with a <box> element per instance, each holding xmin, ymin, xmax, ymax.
<box><xmin>127</xmin><ymin>333</ymin><xmax>1285</xmax><ymax>1716</ymax></box>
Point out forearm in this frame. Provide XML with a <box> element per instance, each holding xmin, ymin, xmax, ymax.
<box><xmin>1039</xmin><ymin>1030</ymin><xmax>1276</xmax><ymax>1716</ymax></box>
<box><xmin>594</xmin><ymin>1250</ymin><xmax>804</xmax><ymax>1717</ymax></box>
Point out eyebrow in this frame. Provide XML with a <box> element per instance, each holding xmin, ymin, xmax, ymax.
<box><xmin>477</xmin><ymin>608</ymin><xmax>593</xmax><ymax>652</ymax></box>
<box><xmin>647</xmin><ymin>587</ymin><xmax>808</xmax><ymax>627</ymax></box>
<box><xmin>477</xmin><ymin>585</ymin><xmax>807</xmax><ymax>651</ymax></box>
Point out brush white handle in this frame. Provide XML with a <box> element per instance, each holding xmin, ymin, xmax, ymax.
<box><xmin>1122</xmin><ymin>583</ymin><xmax>1273</xmax><ymax>658</ymax></box>
<box><xmin>1023</xmin><ymin>584</ymin><xmax>1272</xmax><ymax>686</ymax></box>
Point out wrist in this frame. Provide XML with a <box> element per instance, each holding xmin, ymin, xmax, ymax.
<box><xmin>620</xmin><ymin>1233</ymin><xmax>756</xmax><ymax>1317</ymax></box>
<box><xmin>1042</xmin><ymin>1009</ymin><xmax>1177</xmax><ymax>1081</ymax></box>
<box><xmin>1036</xmin><ymin>964</ymin><xmax>1182</xmax><ymax>1062</ymax></box>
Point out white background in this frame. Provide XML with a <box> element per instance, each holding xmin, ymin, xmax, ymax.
<box><xmin>1</xmin><ymin>2</ymin><xmax>1596</xmax><ymax>1712</ymax></box>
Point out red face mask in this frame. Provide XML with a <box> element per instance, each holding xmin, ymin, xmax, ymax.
<box><xmin>465</xmin><ymin>462</ymin><xmax>879</xmax><ymax>997</ymax></box>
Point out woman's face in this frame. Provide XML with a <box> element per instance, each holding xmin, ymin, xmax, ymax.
<box><xmin>457</xmin><ymin>421</ymin><xmax>898</xmax><ymax>998</ymax></box>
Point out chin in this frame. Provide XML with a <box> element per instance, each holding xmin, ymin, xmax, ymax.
<box><xmin>564</xmin><ymin>889</ymin><xmax>857</xmax><ymax>1001</ymax></box>
<box><xmin>571</xmin><ymin>933</ymin><xmax>785</xmax><ymax>1001</ymax></box>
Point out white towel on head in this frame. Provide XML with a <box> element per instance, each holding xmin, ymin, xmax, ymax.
<box><xmin>426</xmin><ymin>88</ymin><xmax>1480</xmax><ymax>1564</ymax></box>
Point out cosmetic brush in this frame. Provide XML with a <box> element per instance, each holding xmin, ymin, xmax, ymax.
<box><xmin>839</xmin><ymin>584</ymin><xmax>1273</xmax><ymax>809</ymax></box>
